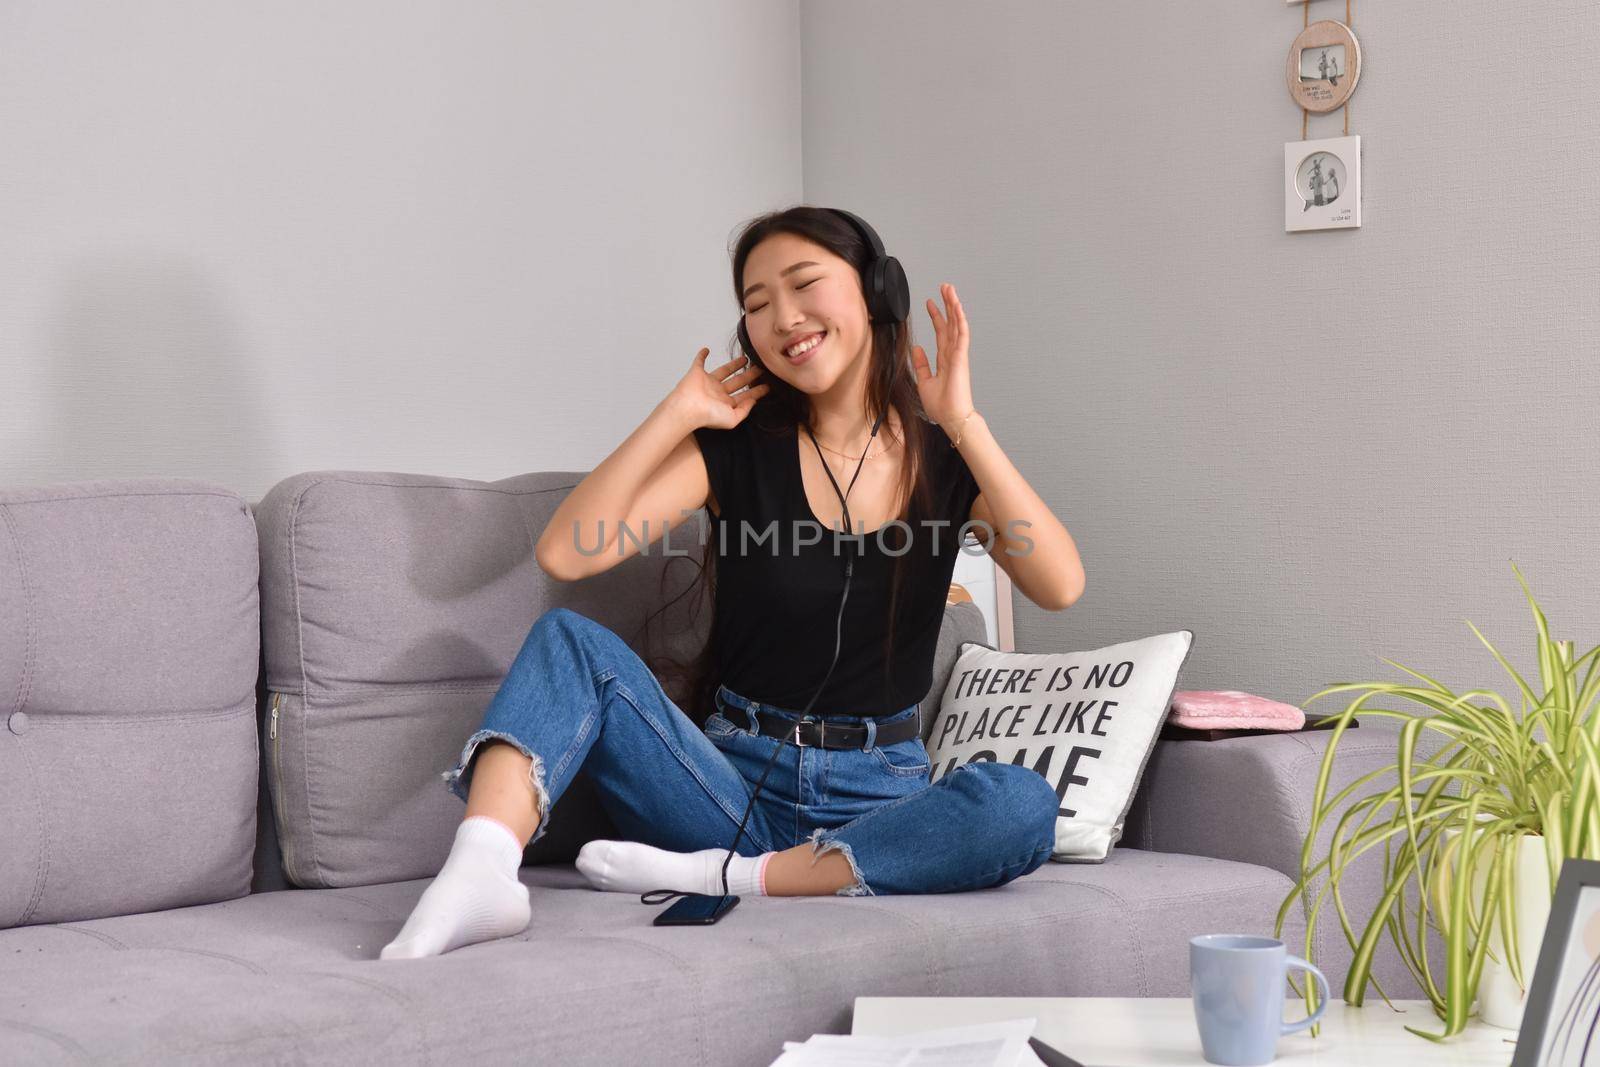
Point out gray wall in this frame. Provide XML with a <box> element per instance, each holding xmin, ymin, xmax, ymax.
<box><xmin>0</xmin><ymin>1</ymin><xmax>801</xmax><ymax>501</ymax></box>
<box><xmin>802</xmin><ymin>0</ymin><xmax>1600</xmax><ymax>702</ymax></box>
<box><xmin>5</xmin><ymin>1</ymin><xmax>1597</xmax><ymax>706</ymax></box>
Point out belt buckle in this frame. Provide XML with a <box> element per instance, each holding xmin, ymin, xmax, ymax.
<box><xmin>794</xmin><ymin>717</ymin><xmax>825</xmax><ymax>748</ymax></box>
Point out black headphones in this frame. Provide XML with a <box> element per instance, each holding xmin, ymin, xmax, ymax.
<box><xmin>735</xmin><ymin>207</ymin><xmax>911</xmax><ymax>362</ymax></box>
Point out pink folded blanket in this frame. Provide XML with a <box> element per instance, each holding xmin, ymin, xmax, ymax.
<box><xmin>1168</xmin><ymin>690</ymin><xmax>1306</xmax><ymax>731</ymax></box>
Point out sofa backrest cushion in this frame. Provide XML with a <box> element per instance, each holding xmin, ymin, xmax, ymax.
<box><xmin>0</xmin><ymin>479</ymin><xmax>260</xmax><ymax>928</ymax></box>
<box><xmin>254</xmin><ymin>470</ymin><xmax>713</xmax><ymax>889</ymax></box>
<box><xmin>924</xmin><ymin>601</ymin><xmax>991</xmax><ymax>745</ymax></box>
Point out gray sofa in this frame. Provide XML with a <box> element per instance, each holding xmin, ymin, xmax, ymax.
<box><xmin>0</xmin><ymin>473</ymin><xmax>1430</xmax><ymax>1065</ymax></box>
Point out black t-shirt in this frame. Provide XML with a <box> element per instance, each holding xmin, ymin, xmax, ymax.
<box><xmin>692</xmin><ymin>405</ymin><xmax>983</xmax><ymax>718</ymax></box>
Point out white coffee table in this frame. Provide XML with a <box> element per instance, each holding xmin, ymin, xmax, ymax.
<box><xmin>851</xmin><ymin>997</ymin><xmax>1516</xmax><ymax>1066</ymax></box>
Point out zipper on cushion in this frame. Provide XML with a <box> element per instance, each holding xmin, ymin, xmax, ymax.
<box><xmin>268</xmin><ymin>692</ymin><xmax>301</xmax><ymax>884</ymax></box>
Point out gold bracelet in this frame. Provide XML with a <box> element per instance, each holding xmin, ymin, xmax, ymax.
<box><xmin>944</xmin><ymin>409</ymin><xmax>980</xmax><ymax>447</ymax></box>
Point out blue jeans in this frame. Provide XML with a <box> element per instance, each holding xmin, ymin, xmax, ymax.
<box><xmin>441</xmin><ymin>607</ymin><xmax>1058</xmax><ymax>896</ymax></box>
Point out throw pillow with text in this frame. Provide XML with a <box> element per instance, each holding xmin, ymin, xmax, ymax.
<box><xmin>927</xmin><ymin>631</ymin><xmax>1195</xmax><ymax>861</ymax></box>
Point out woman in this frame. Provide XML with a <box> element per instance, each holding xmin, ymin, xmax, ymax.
<box><xmin>380</xmin><ymin>206</ymin><xmax>1085</xmax><ymax>960</ymax></box>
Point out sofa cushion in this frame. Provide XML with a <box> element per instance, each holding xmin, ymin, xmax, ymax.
<box><xmin>0</xmin><ymin>848</ymin><xmax>1301</xmax><ymax>1064</ymax></box>
<box><xmin>253</xmin><ymin>470</ymin><xmax>716</xmax><ymax>890</ymax></box>
<box><xmin>922</xmin><ymin>600</ymin><xmax>988</xmax><ymax>745</ymax></box>
<box><xmin>0</xmin><ymin>479</ymin><xmax>259</xmax><ymax>928</ymax></box>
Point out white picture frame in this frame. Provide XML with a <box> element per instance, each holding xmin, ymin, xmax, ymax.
<box><xmin>1285</xmin><ymin>134</ymin><xmax>1360</xmax><ymax>232</ymax></box>
<box><xmin>950</xmin><ymin>549</ymin><xmax>1015</xmax><ymax>652</ymax></box>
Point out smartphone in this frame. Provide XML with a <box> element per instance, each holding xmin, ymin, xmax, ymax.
<box><xmin>652</xmin><ymin>893</ymin><xmax>740</xmax><ymax>926</ymax></box>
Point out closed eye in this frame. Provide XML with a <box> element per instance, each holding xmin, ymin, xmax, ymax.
<box><xmin>745</xmin><ymin>279</ymin><xmax>817</xmax><ymax>314</ymax></box>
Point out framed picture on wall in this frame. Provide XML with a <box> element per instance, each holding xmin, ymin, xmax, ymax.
<box><xmin>1286</xmin><ymin>19</ymin><xmax>1361</xmax><ymax>113</ymax></box>
<box><xmin>1285</xmin><ymin>134</ymin><xmax>1361</xmax><ymax>232</ymax></box>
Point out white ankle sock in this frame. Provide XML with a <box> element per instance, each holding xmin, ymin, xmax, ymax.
<box><xmin>379</xmin><ymin>816</ymin><xmax>531</xmax><ymax>960</ymax></box>
<box><xmin>575</xmin><ymin>839</ymin><xmax>774</xmax><ymax>897</ymax></box>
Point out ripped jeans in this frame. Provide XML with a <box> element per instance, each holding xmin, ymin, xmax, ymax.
<box><xmin>441</xmin><ymin>607</ymin><xmax>1059</xmax><ymax>896</ymax></box>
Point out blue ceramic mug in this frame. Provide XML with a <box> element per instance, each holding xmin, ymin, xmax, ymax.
<box><xmin>1189</xmin><ymin>934</ymin><xmax>1329</xmax><ymax>1066</ymax></box>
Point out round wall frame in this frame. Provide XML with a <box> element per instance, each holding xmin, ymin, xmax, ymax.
<box><xmin>1287</xmin><ymin>20</ymin><xmax>1361</xmax><ymax>113</ymax></box>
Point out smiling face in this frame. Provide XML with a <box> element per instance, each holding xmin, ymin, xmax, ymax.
<box><xmin>740</xmin><ymin>232</ymin><xmax>872</xmax><ymax>396</ymax></box>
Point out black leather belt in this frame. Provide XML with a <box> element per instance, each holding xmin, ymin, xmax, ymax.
<box><xmin>741</xmin><ymin>707</ymin><xmax>921</xmax><ymax>749</ymax></box>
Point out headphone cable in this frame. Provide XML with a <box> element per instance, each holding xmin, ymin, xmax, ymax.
<box><xmin>640</xmin><ymin>408</ymin><xmax>883</xmax><ymax>906</ymax></box>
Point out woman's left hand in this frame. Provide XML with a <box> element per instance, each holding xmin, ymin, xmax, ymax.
<box><xmin>911</xmin><ymin>283</ymin><xmax>975</xmax><ymax>432</ymax></box>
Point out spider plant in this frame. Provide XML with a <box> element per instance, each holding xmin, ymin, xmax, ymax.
<box><xmin>1272</xmin><ymin>561</ymin><xmax>1597</xmax><ymax>1041</ymax></box>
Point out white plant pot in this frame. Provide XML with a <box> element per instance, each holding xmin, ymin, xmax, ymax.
<box><xmin>1440</xmin><ymin>828</ymin><xmax>1553</xmax><ymax>1030</ymax></box>
<box><xmin>1476</xmin><ymin>833</ymin><xmax>1553</xmax><ymax>1029</ymax></box>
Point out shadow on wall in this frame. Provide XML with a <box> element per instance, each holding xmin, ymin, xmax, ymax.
<box><xmin>14</xmin><ymin>250</ymin><xmax>280</xmax><ymax>493</ymax></box>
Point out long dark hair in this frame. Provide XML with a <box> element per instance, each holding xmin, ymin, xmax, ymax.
<box><xmin>635</xmin><ymin>206</ymin><xmax>939</xmax><ymax>724</ymax></box>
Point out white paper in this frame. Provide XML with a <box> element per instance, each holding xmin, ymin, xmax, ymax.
<box><xmin>766</xmin><ymin>1016</ymin><xmax>1041</xmax><ymax>1067</ymax></box>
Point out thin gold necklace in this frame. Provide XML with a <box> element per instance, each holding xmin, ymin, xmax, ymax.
<box><xmin>808</xmin><ymin>423</ymin><xmax>903</xmax><ymax>462</ymax></box>
<box><xmin>815</xmin><ymin>438</ymin><xmax>900</xmax><ymax>461</ymax></box>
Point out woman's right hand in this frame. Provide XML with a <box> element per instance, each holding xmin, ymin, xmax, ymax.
<box><xmin>669</xmin><ymin>348</ymin><xmax>770</xmax><ymax>430</ymax></box>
